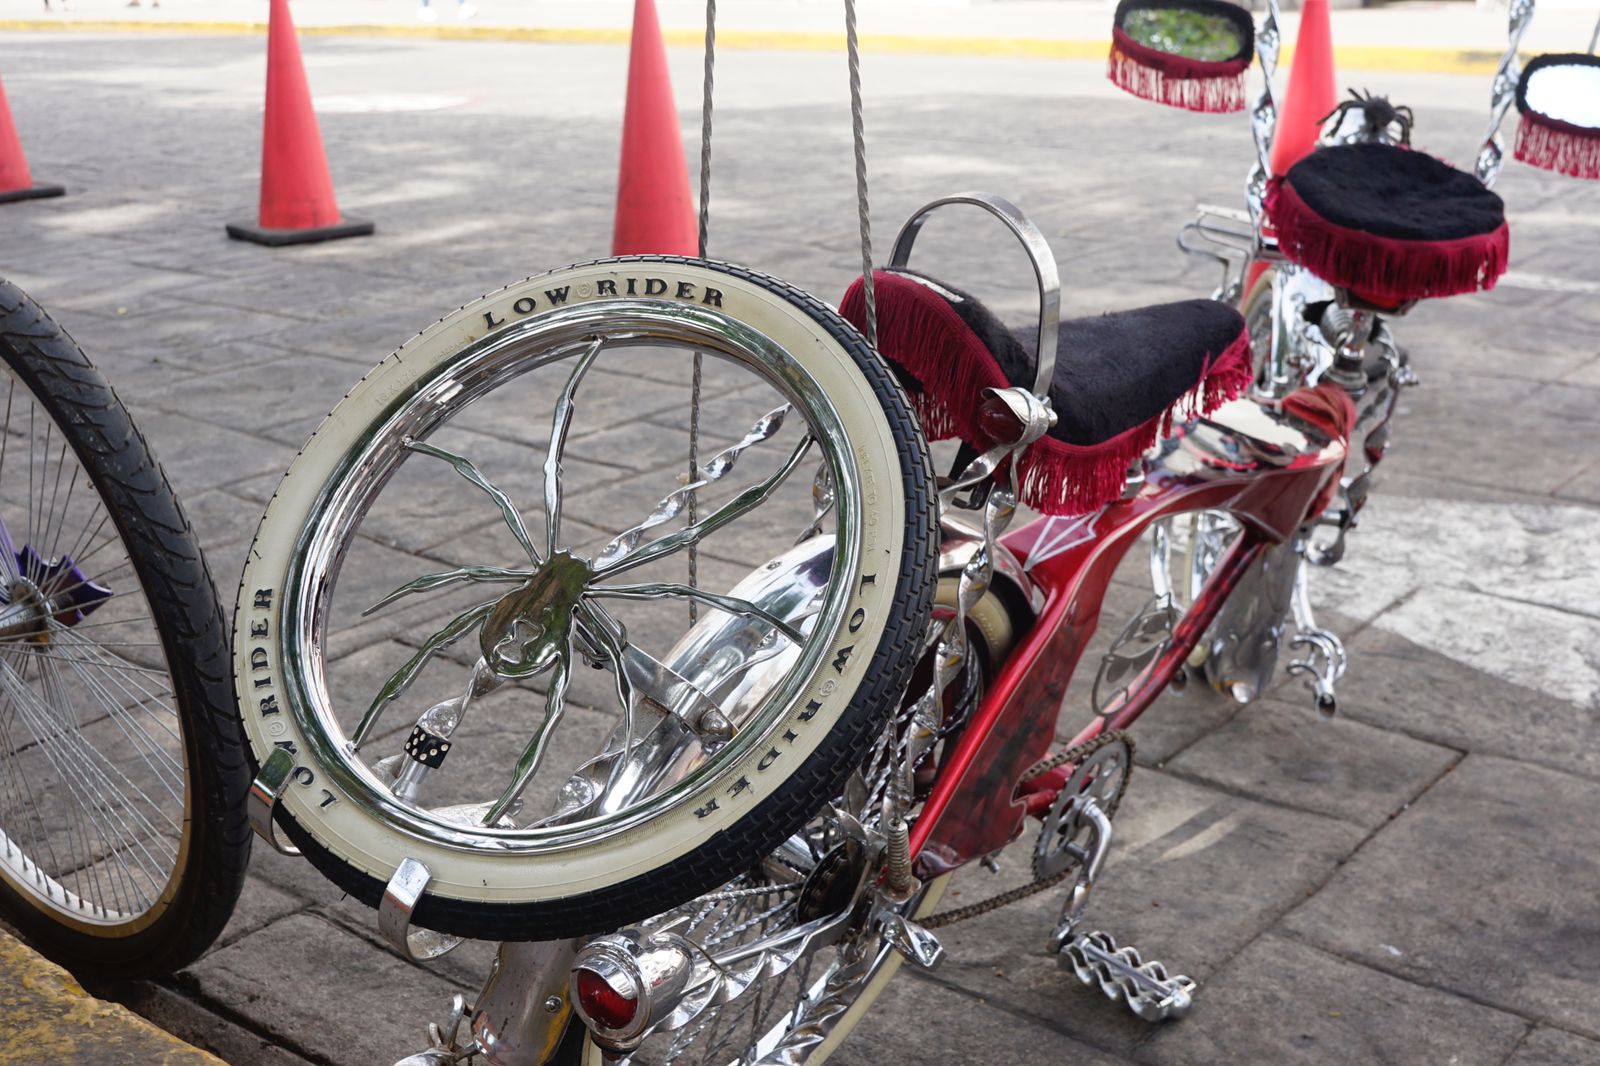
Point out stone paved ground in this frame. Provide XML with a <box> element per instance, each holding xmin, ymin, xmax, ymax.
<box><xmin>3</xmin><ymin>27</ymin><xmax>1600</xmax><ymax>1066</ymax></box>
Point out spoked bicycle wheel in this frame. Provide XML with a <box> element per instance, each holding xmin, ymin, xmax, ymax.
<box><xmin>0</xmin><ymin>279</ymin><xmax>248</xmax><ymax>978</ymax></box>
<box><xmin>234</xmin><ymin>257</ymin><xmax>937</xmax><ymax>940</ymax></box>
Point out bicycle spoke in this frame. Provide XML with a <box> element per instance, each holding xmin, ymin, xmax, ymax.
<box><xmin>404</xmin><ymin>438</ymin><xmax>542</xmax><ymax>566</ymax></box>
<box><xmin>0</xmin><ymin>659</ymin><xmax>175</xmax><ymax>904</ymax></box>
<box><xmin>576</xmin><ymin>601</ymin><xmax>638</xmax><ymax>800</ymax></box>
<box><xmin>543</xmin><ymin>336</ymin><xmax>604</xmax><ymax>557</ymax></box>
<box><xmin>483</xmin><ymin>647</ymin><xmax>572</xmax><ymax>826</ymax></box>
<box><xmin>354</xmin><ymin>598</ymin><xmax>501</xmax><ymax>746</ymax></box>
<box><xmin>363</xmin><ymin>565</ymin><xmax>530</xmax><ymax>618</ymax></box>
<box><xmin>588</xmin><ymin>582</ymin><xmax>805</xmax><ymax>645</ymax></box>
<box><xmin>598</xmin><ymin>433</ymin><xmax>813</xmax><ymax>578</ymax></box>
<box><xmin>594</xmin><ymin>405</ymin><xmax>795</xmax><ymax>568</ymax></box>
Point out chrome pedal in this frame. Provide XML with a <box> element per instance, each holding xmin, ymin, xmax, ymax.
<box><xmin>1063</xmin><ymin>930</ymin><xmax>1196</xmax><ymax>1022</ymax></box>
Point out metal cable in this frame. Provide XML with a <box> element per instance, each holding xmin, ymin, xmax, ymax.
<box><xmin>844</xmin><ymin>0</ymin><xmax>877</xmax><ymax>348</ymax></box>
<box><xmin>687</xmin><ymin>0</ymin><xmax>717</xmax><ymax>623</ymax></box>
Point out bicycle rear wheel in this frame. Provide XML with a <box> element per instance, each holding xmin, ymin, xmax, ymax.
<box><xmin>0</xmin><ymin>279</ymin><xmax>249</xmax><ymax>978</ymax></box>
<box><xmin>233</xmin><ymin>257</ymin><xmax>937</xmax><ymax>940</ymax></box>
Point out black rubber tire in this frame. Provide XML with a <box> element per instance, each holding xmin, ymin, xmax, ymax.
<box><xmin>264</xmin><ymin>256</ymin><xmax>940</xmax><ymax>941</ymax></box>
<box><xmin>0</xmin><ymin>278</ymin><xmax>251</xmax><ymax>979</ymax></box>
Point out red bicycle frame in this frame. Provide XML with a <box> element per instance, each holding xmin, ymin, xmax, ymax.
<box><xmin>912</xmin><ymin>397</ymin><xmax>1348</xmax><ymax>877</ymax></box>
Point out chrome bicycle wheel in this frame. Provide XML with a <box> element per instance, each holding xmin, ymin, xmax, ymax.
<box><xmin>234</xmin><ymin>257</ymin><xmax>937</xmax><ymax>940</ymax></box>
<box><xmin>0</xmin><ymin>279</ymin><xmax>247</xmax><ymax>978</ymax></box>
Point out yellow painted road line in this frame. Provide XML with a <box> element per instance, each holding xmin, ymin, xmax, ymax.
<box><xmin>0</xmin><ymin>19</ymin><xmax>1512</xmax><ymax>74</ymax></box>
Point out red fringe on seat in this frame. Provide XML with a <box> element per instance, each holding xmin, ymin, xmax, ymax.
<box><xmin>841</xmin><ymin>272</ymin><xmax>1254</xmax><ymax>517</ymax></box>
<box><xmin>1266</xmin><ymin>177</ymin><xmax>1510</xmax><ymax>304</ymax></box>
<box><xmin>1515</xmin><ymin>113</ymin><xmax>1600</xmax><ymax>180</ymax></box>
<box><xmin>1107</xmin><ymin>28</ymin><xmax>1249</xmax><ymax>114</ymax></box>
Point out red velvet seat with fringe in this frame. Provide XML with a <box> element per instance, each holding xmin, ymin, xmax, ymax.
<box><xmin>1266</xmin><ymin>143</ymin><xmax>1509</xmax><ymax>305</ymax></box>
<box><xmin>840</xmin><ymin>270</ymin><xmax>1252</xmax><ymax>517</ymax></box>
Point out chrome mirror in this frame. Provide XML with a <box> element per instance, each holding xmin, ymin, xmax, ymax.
<box><xmin>1515</xmin><ymin>52</ymin><xmax>1600</xmax><ymax>178</ymax></box>
<box><xmin>1108</xmin><ymin>0</ymin><xmax>1255</xmax><ymax>113</ymax></box>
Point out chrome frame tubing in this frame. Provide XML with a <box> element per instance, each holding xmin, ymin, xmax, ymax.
<box><xmin>1476</xmin><ymin>0</ymin><xmax>1536</xmax><ymax>189</ymax></box>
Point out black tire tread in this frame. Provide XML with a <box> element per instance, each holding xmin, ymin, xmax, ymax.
<box><xmin>0</xmin><ymin>278</ymin><xmax>251</xmax><ymax>979</ymax></box>
<box><xmin>266</xmin><ymin>256</ymin><xmax>939</xmax><ymax>940</ymax></box>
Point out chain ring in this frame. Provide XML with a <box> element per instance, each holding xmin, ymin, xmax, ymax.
<box><xmin>1031</xmin><ymin>733</ymin><xmax>1133</xmax><ymax>881</ymax></box>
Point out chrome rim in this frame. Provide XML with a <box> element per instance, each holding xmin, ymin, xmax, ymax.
<box><xmin>0</xmin><ymin>366</ymin><xmax>187</xmax><ymax>930</ymax></box>
<box><xmin>280</xmin><ymin>303</ymin><xmax>865</xmax><ymax>854</ymax></box>
<box><xmin>1150</xmin><ymin>510</ymin><xmax>1242</xmax><ymax>612</ymax></box>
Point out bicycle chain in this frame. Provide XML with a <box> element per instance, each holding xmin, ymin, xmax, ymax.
<box><xmin>921</xmin><ymin>730</ymin><xmax>1134</xmax><ymax>929</ymax></box>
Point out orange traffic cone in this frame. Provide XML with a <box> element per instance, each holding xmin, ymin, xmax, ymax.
<box><xmin>0</xmin><ymin>73</ymin><xmax>63</xmax><ymax>204</ymax></box>
<box><xmin>611</xmin><ymin>0</ymin><xmax>697</xmax><ymax>256</ymax></box>
<box><xmin>1269</xmin><ymin>0</ymin><xmax>1338</xmax><ymax>177</ymax></box>
<box><xmin>227</xmin><ymin>0</ymin><xmax>371</xmax><ymax>245</ymax></box>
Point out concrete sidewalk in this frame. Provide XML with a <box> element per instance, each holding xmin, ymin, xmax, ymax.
<box><xmin>1</xmin><ymin>0</ymin><xmax>1595</xmax><ymax>72</ymax></box>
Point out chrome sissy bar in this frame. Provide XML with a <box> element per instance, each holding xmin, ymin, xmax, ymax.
<box><xmin>887</xmin><ymin>192</ymin><xmax>1061</xmax><ymax>396</ymax></box>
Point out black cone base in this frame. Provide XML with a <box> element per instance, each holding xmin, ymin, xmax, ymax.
<box><xmin>226</xmin><ymin>215</ymin><xmax>374</xmax><ymax>247</ymax></box>
<box><xmin>0</xmin><ymin>183</ymin><xmax>65</xmax><ymax>204</ymax></box>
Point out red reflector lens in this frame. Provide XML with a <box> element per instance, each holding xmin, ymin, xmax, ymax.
<box><xmin>977</xmin><ymin>396</ymin><xmax>1026</xmax><ymax>447</ymax></box>
<box><xmin>576</xmin><ymin>969</ymin><xmax>639</xmax><ymax>1031</ymax></box>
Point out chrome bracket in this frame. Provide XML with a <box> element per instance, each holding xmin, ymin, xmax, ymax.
<box><xmin>877</xmin><ymin>911</ymin><xmax>944</xmax><ymax>970</ymax></box>
<box><xmin>1047</xmin><ymin>797</ymin><xmax>1116</xmax><ymax>949</ymax></box>
<box><xmin>392</xmin><ymin>994</ymin><xmax>474</xmax><ymax>1066</ymax></box>
<box><xmin>379</xmin><ymin>857</ymin><xmax>464</xmax><ymax>962</ymax></box>
<box><xmin>246</xmin><ymin>746</ymin><xmax>302</xmax><ymax>857</ymax></box>
<box><xmin>1063</xmin><ymin>930</ymin><xmax>1197</xmax><ymax>1023</ymax></box>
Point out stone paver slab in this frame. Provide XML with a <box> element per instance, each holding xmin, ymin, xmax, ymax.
<box><xmin>1504</xmin><ymin>1026</ymin><xmax>1600</xmax><ymax>1066</ymax></box>
<box><xmin>189</xmin><ymin>912</ymin><xmax>464</xmax><ymax>1066</ymax></box>
<box><xmin>1139</xmin><ymin>934</ymin><xmax>1526</xmax><ymax>1066</ymax></box>
<box><xmin>1282</xmin><ymin>754</ymin><xmax>1600</xmax><ymax>1037</ymax></box>
<box><xmin>1168</xmin><ymin>697</ymin><xmax>1460</xmax><ymax>828</ymax></box>
<box><xmin>1335</xmin><ymin>626</ymin><xmax>1600</xmax><ymax>784</ymax></box>
<box><xmin>833</xmin><ymin>973</ymin><xmax>1131</xmax><ymax>1066</ymax></box>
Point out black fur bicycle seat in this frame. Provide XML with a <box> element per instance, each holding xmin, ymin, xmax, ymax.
<box><xmin>841</xmin><ymin>269</ymin><xmax>1250</xmax><ymax>516</ymax></box>
<box><xmin>1267</xmin><ymin>143</ymin><xmax>1508</xmax><ymax>304</ymax></box>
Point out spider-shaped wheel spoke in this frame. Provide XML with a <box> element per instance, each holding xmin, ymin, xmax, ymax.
<box><xmin>363</xmin><ymin>565</ymin><xmax>531</xmax><ymax>618</ymax></box>
<box><xmin>542</xmin><ymin>336</ymin><xmax>604</xmax><ymax>557</ymax></box>
<box><xmin>483</xmin><ymin>643</ymin><xmax>573</xmax><ymax>826</ymax></box>
<box><xmin>595</xmin><ymin>433</ymin><xmax>814</xmax><ymax>579</ymax></box>
<box><xmin>588</xmin><ymin>582</ymin><xmax>805</xmax><ymax>645</ymax></box>
<box><xmin>348</xmin><ymin>345</ymin><xmax>821</xmax><ymax>823</ymax></box>
<box><xmin>353</xmin><ymin>598</ymin><xmax>501</xmax><ymax>746</ymax></box>
<box><xmin>403</xmin><ymin>439</ymin><xmax>543</xmax><ymax>567</ymax></box>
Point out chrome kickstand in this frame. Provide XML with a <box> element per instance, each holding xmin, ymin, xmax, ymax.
<box><xmin>1285</xmin><ymin>559</ymin><xmax>1346</xmax><ymax>718</ymax></box>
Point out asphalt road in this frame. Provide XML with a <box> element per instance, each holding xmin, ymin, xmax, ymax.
<box><xmin>3</xmin><ymin>27</ymin><xmax>1599</xmax><ymax>1066</ymax></box>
